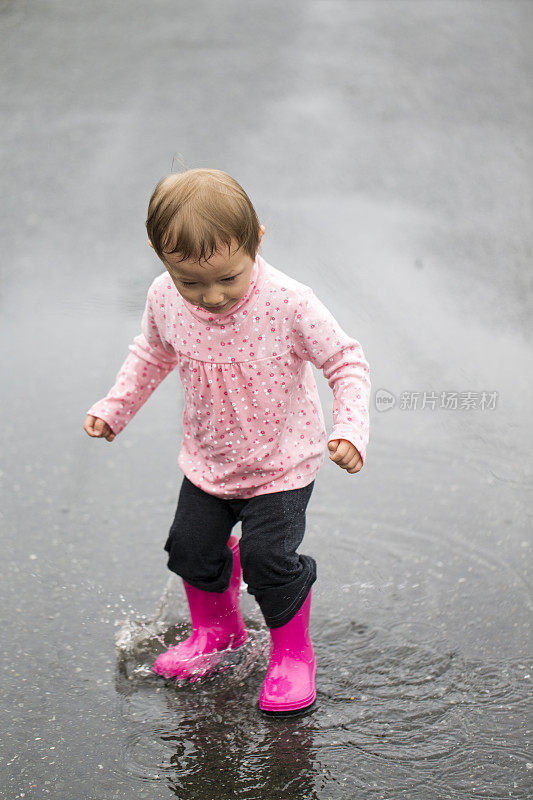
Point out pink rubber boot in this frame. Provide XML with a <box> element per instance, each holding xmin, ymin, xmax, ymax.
<box><xmin>258</xmin><ymin>588</ymin><xmax>317</xmax><ymax>714</ymax></box>
<box><xmin>152</xmin><ymin>534</ymin><xmax>248</xmax><ymax>680</ymax></box>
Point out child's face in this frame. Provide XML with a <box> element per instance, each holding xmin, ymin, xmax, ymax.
<box><xmin>161</xmin><ymin>230</ymin><xmax>264</xmax><ymax>314</ymax></box>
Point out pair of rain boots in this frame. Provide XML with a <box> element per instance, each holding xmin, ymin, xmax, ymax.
<box><xmin>152</xmin><ymin>533</ymin><xmax>317</xmax><ymax>714</ymax></box>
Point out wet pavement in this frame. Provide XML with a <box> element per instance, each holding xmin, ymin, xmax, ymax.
<box><xmin>1</xmin><ymin>1</ymin><xmax>531</xmax><ymax>798</ymax></box>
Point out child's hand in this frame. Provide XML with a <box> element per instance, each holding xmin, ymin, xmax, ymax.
<box><xmin>84</xmin><ymin>415</ymin><xmax>116</xmax><ymax>442</ymax></box>
<box><xmin>328</xmin><ymin>439</ymin><xmax>362</xmax><ymax>473</ymax></box>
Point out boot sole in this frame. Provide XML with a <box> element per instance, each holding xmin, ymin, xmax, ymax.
<box><xmin>258</xmin><ymin>675</ymin><xmax>317</xmax><ymax>715</ymax></box>
<box><xmin>258</xmin><ymin>693</ymin><xmax>317</xmax><ymax>717</ymax></box>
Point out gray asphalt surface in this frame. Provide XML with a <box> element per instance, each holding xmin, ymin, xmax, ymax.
<box><xmin>1</xmin><ymin>1</ymin><xmax>531</xmax><ymax>798</ymax></box>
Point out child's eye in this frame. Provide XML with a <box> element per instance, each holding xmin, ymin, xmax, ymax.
<box><xmin>181</xmin><ymin>276</ymin><xmax>237</xmax><ymax>286</ymax></box>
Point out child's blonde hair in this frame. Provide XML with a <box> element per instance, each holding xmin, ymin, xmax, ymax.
<box><xmin>145</xmin><ymin>168</ymin><xmax>262</xmax><ymax>266</ymax></box>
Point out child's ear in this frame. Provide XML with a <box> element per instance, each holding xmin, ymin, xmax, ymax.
<box><xmin>148</xmin><ymin>239</ymin><xmax>154</xmax><ymax>249</ymax></box>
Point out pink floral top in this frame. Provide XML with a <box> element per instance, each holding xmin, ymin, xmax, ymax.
<box><xmin>87</xmin><ymin>254</ymin><xmax>371</xmax><ymax>498</ymax></box>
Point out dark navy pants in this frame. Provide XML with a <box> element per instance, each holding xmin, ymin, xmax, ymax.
<box><xmin>164</xmin><ymin>475</ymin><xmax>316</xmax><ymax>628</ymax></box>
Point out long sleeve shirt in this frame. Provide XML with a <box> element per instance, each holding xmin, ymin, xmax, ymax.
<box><xmin>86</xmin><ymin>253</ymin><xmax>371</xmax><ymax>498</ymax></box>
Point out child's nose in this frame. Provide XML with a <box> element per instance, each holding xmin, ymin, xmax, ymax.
<box><xmin>203</xmin><ymin>293</ymin><xmax>225</xmax><ymax>305</ymax></box>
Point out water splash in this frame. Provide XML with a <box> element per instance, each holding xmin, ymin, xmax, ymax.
<box><xmin>114</xmin><ymin>573</ymin><xmax>270</xmax><ymax>688</ymax></box>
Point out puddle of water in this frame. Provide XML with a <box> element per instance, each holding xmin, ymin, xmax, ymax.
<box><xmin>106</xmin><ymin>568</ymin><xmax>531</xmax><ymax>800</ymax></box>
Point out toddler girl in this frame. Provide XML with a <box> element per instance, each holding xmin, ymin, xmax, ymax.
<box><xmin>84</xmin><ymin>168</ymin><xmax>371</xmax><ymax>715</ymax></box>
